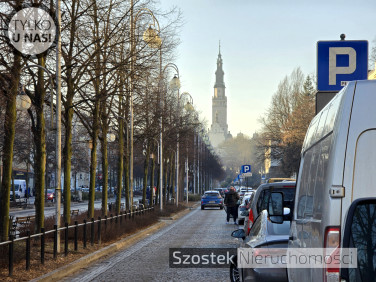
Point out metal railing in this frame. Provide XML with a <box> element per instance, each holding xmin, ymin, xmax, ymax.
<box><xmin>0</xmin><ymin>206</ymin><xmax>154</xmax><ymax>276</ymax></box>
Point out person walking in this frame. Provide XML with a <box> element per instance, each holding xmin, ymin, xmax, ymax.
<box><xmin>224</xmin><ymin>186</ymin><xmax>240</xmax><ymax>224</ymax></box>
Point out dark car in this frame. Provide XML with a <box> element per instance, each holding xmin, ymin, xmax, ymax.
<box><xmin>245</xmin><ymin>181</ymin><xmax>296</xmax><ymax>234</ymax></box>
<box><xmin>213</xmin><ymin>188</ymin><xmax>226</xmax><ymax>197</ymax></box>
<box><xmin>201</xmin><ymin>190</ymin><xmax>224</xmax><ymax>210</ymax></box>
<box><xmin>231</xmin><ymin>209</ymin><xmax>290</xmax><ymax>282</ymax></box>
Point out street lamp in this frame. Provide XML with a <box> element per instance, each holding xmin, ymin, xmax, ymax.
<box><xmin>159</xmin><ymin>63</ymin><xmax>180</xmax><ymax>209</ymax></box>
<box><xmin>129</xmin><ymin>1</ymin><xmax>161</xmax><ymax>212</ymax></box>
<box><xmin>179</xmin><ymin>92</ymin><xmax>194</xmax><ymax>204</ymax></box>
<box><xmin>16</xmin><ymin>86</ymin><xmax>32</xmax><ymax>110</ymax></box>
<box><xmin>162</xmin><ymin>67</ymin><xmax>180</xmax><ymax>206</ymax></box>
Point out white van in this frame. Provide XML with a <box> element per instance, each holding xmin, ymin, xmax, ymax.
<box><xmin>10</xmin><ymin>179</ymin><xmax>27</xmax><ymax>199</ymax></box>
<box><xmin>287</xmin><ymin>80</ymin><xmax>376</xmax><ymax>282</ymax></box>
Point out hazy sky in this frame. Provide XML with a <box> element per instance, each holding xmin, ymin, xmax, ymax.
<box><xmin>159</xmin><ymin>0</ymin><xmax>375</xmax><ymax>137</ymax></box>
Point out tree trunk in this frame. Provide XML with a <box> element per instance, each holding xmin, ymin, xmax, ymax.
<box><xmin>34</xmin><ymin>55</ymin><xmax>47</xmax><ymax>234</ymax></box>
<box><xmin>150</xmin><ymin>156</ymin><xmax>155</xmax><ymax>207</ymax></box>
<box><xmin>12</xmin><ymin>172</ymin><xmax>15</xmax><ymax>203</ymax></box>
<box><xmin>0</xmin><ymin>52</ymin><xmax>21</xmax><ymax>241</ymax></box>
<box><xmin>169</xmin><ymin>151</ymin><xmax>175</xmax><ymax>201</ymax></box>
<box><xmin>156</xmin><ymin>163</ymin><xmax>160</xmax><ymax>206</ymax></box>
<box><xmin>124</xmin><ymin>150</ymin><xmax>129</xmax><ymax>210</ymax></box>
<box><xmin>88</xmin><ymin>100</ymin><xmax>99</xmax><ymax>218</ymax></box>
<box><xmin>63</xmin><ymin>86</ymin><xmax>73</xmax><ymax>224</ymax></box>
<box><xmin>163</xmin><ymin>158</ymin><xmax>168</xmax><ymax>204</ymax></box>
<box><xmin>142</xmin><ymin>144</ymin><xmax>150</xmax><ymax>206</ymax></box>
<box><xmin>100</xmin><ymin>121</ymin><xmax>108</xmax><ymax>216</ymax></box>
<box><xmin>116</xmin><ymin>116</ymin><xmax>123</xmax><ymax>214</ymax></box>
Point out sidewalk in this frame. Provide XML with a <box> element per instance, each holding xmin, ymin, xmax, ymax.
<box><xmin>33</xmin><ymin>203</ymin><xmax>199</xmax><ymax>281</ymax></box>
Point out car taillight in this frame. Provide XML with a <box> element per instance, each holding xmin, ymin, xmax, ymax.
<box><xmin>324</xmin><ymin>227</ymin><xmax>340</xmax><ymax>282</ymax></box>
<box><xmin>247</xmin><ymin>209</ymin><xmax>254</xmax><ymax>234</ymax></box>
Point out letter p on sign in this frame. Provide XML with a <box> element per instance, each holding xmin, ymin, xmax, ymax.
<box><xmin>329</xmin><ymin>47</ymin><xmax>356</xmax><ymax>85</ymax></box>
<box><xmin>317</xmin><ymin>40</ymin><xmax>368</xmax><ymax>91</ymax></box>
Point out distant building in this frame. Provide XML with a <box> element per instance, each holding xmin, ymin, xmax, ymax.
<box><xmin>208</xmin><ymin>43</ymin><xmax>232</xmax><ymax>147</ymax></box>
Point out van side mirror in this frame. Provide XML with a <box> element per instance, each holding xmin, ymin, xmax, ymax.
<box><xmin>268</xmin><ymin>192</ymin><xmax>284</xmax><ymax>224</ymax></box>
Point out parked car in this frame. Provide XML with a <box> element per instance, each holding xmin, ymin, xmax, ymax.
<box><xmin>9</xmin><ymin>179</ymin><xmax>27</xmax><ymax>200</ymax></box>
<box><xmin>239</xmin><ymin>187</ymin><xmax>253</xmax><ymax>199</ymax></box>
<box><xmin>213</xmin><ymin>188</ymin><xmax>226</xmax><ymax>197</ymax></box>
<box><xmin>238</xmin><ymin>192</ymin><xmax>255</xmax><ymax>225</ymax></box>
<box><xmin>201</xmin><ymin>190</ymin><xmax>224</xmax><ymax>210</ymax></box>
<box><xmin>230</xmin><ymin>209</ymin><xmax>291</xmax><ymax>282</ymax></box>
<box><xmin>245</xmin><ymin>181</ymin><xmax>296</xmax><ymax>235</ymax></box>
<box><xmin>269</xmin><ymin>80</ymin><xmax>376</xmax><ymax>281</ymax></box>
<box><xmin>266</xmin><ymin>178</ymin><xmax>295</xmax><ymax>183</ymax></box>
<box><xmin>46</xmin><ymin>189</ymin><xmax>55</xmax><ymax>202</ymax></box>
<box><xmin>82</xmin><ymin>187</ymin><xmax>90</xmax><ymax>193</ymax></box>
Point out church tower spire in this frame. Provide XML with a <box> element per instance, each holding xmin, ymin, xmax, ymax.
<box><xmin>215</xmin><ymin>41</ymin><xmax>225</xmax><ymax>89</ymax></box>
<box><xmin>208</xmin><ymin>42</ymin><xmax>231</xmax><ymax>148</ymax></box>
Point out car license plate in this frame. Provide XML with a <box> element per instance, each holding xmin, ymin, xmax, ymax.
<box><xmin>209</xmin><ymin>201</ymin><xmax>215</xmax><ymax>203</ymax></box>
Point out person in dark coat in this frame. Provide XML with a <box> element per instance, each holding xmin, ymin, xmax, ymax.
<box><xmin>224</xmin><ymin>186</ymin><xmax>240</xmax><ymax>224</ymax></box>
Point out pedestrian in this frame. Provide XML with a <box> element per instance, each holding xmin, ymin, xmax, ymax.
<box><xmin>224</xmin><ymin>186</ymin><xmax>240</xmax><ymax>224</ymax></box>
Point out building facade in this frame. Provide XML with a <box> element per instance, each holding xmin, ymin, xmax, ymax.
<box><xmin>208</xmin><ymin>45</ymin><xmax>232</xmax><ymax>147</ymax></box>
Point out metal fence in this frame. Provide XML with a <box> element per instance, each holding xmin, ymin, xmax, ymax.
<box><xmin>0</xmin><ymin>206</ymin><xmax>154</xmax><ymax>276</ymax></box>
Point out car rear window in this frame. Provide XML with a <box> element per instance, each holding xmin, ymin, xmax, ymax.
<box><xmin>259</xmin><ymin>187</ymin><xmax>296</xmax><ymax>213</ymax></box>
<box><xmin>205</xmin><ymin>193</ymin><xmax>219</xmax><ymax>197</ymax></box>
<box><xmin>272</xmin><ymin>188</ymin><xmax>296</xmax><ymax>201</ymax></box>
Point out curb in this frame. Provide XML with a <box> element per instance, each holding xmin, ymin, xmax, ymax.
<box><xmin>33</xmin><ymin>205</ymin><xmax>196</xmax><ymax>281</ymax></box>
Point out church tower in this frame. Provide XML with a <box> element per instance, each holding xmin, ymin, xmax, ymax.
<box><xmin>208</xmin><ymin>43</ymin><xmax>231</xmax><ymax>147</ymax></box>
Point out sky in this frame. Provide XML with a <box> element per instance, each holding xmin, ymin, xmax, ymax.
<box><xmin>159</xmin><ymin>0</ymin><xmax>376</xmax><ymax>138</ymax></box>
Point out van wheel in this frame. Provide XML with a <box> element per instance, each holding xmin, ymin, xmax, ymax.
<box><xmin>201</xmin><ymin>206</ymin><xmax>204</xmax><ymax>210</ymax></box>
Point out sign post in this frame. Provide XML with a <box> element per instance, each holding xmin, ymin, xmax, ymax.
<box><xmin>316</xmin><ymin>36</ymin><xmax>368</xmax><ymax>113</ymax></box>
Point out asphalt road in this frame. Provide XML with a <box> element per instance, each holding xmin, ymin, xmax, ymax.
<box><xmin>63</xmin><ymin>207</ymin><xmax>240</xmax><ymax>282</ymax></box>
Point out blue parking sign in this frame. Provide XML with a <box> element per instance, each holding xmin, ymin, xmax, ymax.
<box><xmin>317</xmin><ymin>40</ymin><xmax>368</xmax><ymax>91</ymax></box>
<box><xmin>241</xmin><ymin>165</ymin><xmax>251</xmax><ymax>174</ymax></box>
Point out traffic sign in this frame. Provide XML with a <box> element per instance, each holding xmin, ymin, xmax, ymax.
<box><xmin>242</xmin><ymin>173</ymin><xmax>252</xmax><ymax>177</ymax></box>
<box><xmin>241</xmin><ymin>165</ymin><xmax>251</xmax><ymax>174</ymax></box>
<box><xmin>317</xmin><ymin>40</ymin><xmax>368</xmax><ymax>91</ymax></box>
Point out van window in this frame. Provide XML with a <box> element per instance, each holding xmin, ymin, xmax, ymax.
<box><xmin>304</xmin><ymin>145</ymin><xmax>320</xmax><ymax>218</ymax></box>
<box><xmin>297</xmin><ymin>148</ymin><xmax>313</xmax><ymax>219</ymax></box>
<box><xmin>302</xmin><ymin>89</ymin><xmax>344</xmax><ymax>152</ymax></box>
<box><xmin>313</xmin><ymin>134</ymin><xmax>332</xmax><ymax>219</ymax></box>
<box><xmin>347</xmin><ymin>202</ymin><xmax>376</xmax><ymax>281</ymax></box>
<box><xmin>315</xmin><ymin>107</ymin><xmax>329</xmax><ymax>141</ymax></box>
<box><xmin>323</xmin><ymin>90</ymin><xmax>343</xmax><ymax>136</ymax></box>
<box><xmin>303</xmin><ymin>115</ymin><xmax>319</xmax><ymax>150</ymax></box>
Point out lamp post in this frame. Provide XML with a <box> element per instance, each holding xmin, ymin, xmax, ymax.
<box><xmin>130</xmin><ymin>0</ymin><xmax>161</xmax><ymax>211</ymax></box>
<box><xmin>168</xmin><ymin>72</ymin><xmax>180</xmax><ymax>206</ymax></box>
<box><xmin>160</xmin><ymin>64</ymin><xmax>180</xmax><ymax>208</ymax></box>
<box><xmin>179</xmin><ymin>92</ymin><xmax>193</xmax><ymax>204</ymax></box>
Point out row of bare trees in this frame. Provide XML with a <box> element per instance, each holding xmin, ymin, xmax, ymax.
<box><xmin>0</xmin><ymin>0</ymin><xmax>223</xmax><ymax>241</ymax></box>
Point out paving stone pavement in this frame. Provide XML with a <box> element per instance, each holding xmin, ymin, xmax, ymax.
<box><xmin>64</xmin><ymin>206</ymin><xmax>241</xmax><ymax>282</ymax></box>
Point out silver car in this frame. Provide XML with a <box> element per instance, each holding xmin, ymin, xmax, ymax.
<box><xmin>231</xmin><ymin>210</ymin><xmax>290</xmax><ymax>282</ymax></box>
